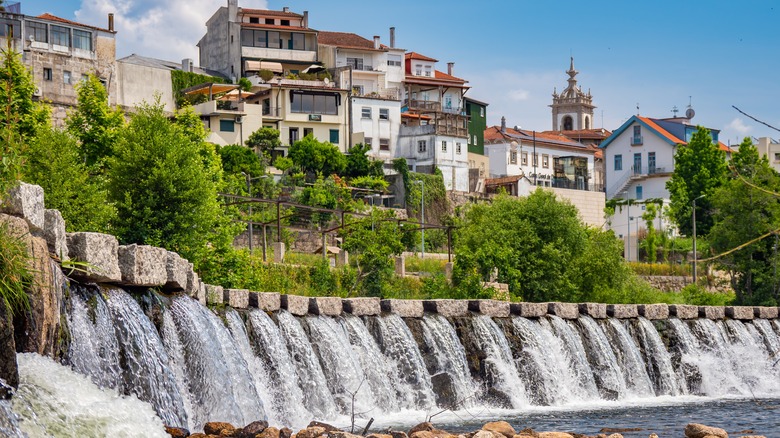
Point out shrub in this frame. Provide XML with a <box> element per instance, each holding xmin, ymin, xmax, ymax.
<box><xmin>0</xmin><ymin>221</ymin><xmax>31</xmax><ymax>315</ymax></box>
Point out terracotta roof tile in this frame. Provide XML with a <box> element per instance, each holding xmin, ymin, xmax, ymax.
<box><xmin>241</xmin><ymin>23</ymin><xmax>316</xmax><ymax>32</ymax></box>
<box><xmin>544</xmin><ymin>128</ymin><xmax>612</xmax><ymax>140</ymax></box>
<box><xmin>240</xmin><ymin>8</ymin><xmax>303</xmax><ymax>18</ymax></box>
<box><xmin>484</xmin><ymin>126</ymin><xmax>589</xmax><ymax>151</ymax></box>
<box><xmin>405</xmin><ymin>52</ymin><xmax>438</xmax><ymax>62</ymax></box>
<box><xmin>36</xmin><ymin>13</ymin><xmax>113</xmax><ymax>33</ymax></box>
<box><xmin>317</xmin><ymin>31</ymin><xmax>385</xmax><ymax>51</ymax></box>
<box><xmin>637</xmin><ymin>116</ymin><xmax>685</xmax><ymax>144</ymax></box>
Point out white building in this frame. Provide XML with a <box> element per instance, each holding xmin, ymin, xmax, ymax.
<box><xmin>756</xmin><ymin>137</ymin><xmax>780</xmax><ymax>173</ymax></box>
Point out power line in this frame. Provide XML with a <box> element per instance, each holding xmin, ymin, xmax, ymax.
<box><xmin>732</xmin><ymin>105</ymin><xmax>780</xmax><ymax>134</ymax></box>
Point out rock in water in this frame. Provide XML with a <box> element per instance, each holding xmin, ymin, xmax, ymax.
<box><xmin>483</xmin><ymin>421</ymin><xmax>516</xmax><ymax>438</ymax></box>
<box><xmin>308</xmin><ymin>421</ymin><xmax>339</xmax><ymax>432</ymax></box>
<box><xmin>257</xmin><ymin>426</ymin><xmax>281</xmax><ymax>438</ymax></box>
<box><xmin>240</xmin><ymin>420</ymin><xmax>269</xmax><ymax>437</ymax></box>
<box><xmin>684</xmin><ymin>423</ymin><xmax>728</xmax><ymax>438</ymax></box>
<box><xmin>297</xmin><ymin>426</ymin><xmax>327</xmax><ymax>438</ymax></box>
<box><xmin>409</xmin><ymin>423</ymin><xmax>435</xmax><ymax>435</ymax></box>
<box><xmin>280</xmin><ymin>427</ymin><xmax>293</xmax><ymax>438</ymax></box>
<box><xmin>204</xmin><ymin>422</ymin><xmax>237</xmax><ymax>436</ymax></box>
<box><xmin>165</xmin><ymin>426</ymin><xmax>190</xmax><ymax>438</ymax></box>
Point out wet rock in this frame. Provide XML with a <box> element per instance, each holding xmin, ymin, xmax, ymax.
<box><xmin>281</xmin><ymin>294</ymin><xmax>309</xmax><ymax>315</ymax></box>
<box><xmin>423</xmin><ymin>299</ymin><xmax>469</xmax><ymax>317</ymax></box>
<box><xmin>224</xmin><ymin>289</ymin><xmax>250</xmax><ymax>309</ymax></box>
<box><xmin>2</xmin><ymin>182</ymin><xmax>45</xmax><ymax>231</ymax></box>
<box><xmin>204</xmin><ymin>422</ymin><xmax>237</xmax><ymax>436</ymax></box>
<box><xmin>188</xmin><ymin>434</ymin><xmax>207</xmax><ymax>438</ymax></box>
<box><xmin>684</xmin><ymin>423</ymin><xmax>727</xmax><ymax>438</ymax></box>
<box><xmin>249</xmin><ymin>292</ymin><xmax>281</xmax><ymax>312</ymax></box>
<box><xmin>726</xmin><ymin>306</ymin><xmax>754</xmax><ymax>320</ymax></box>
<box><xmin>330</xmin><ymin>432</ymin><xmax>362</xmax><ymax>438</ymax></box>
<box><xmin>165</xmin><ymin>426</ymin><xmax>190</xmax><ymax>438</ymax></box>
<box><xmin>699</xmin><ymin>306</ymin><xmax>725</xmax><ymax>320</ymax></box>
<box><xmin>548</xmin><ymin>302</ymin><xmax>579</xmax><ymax>319</ymax></box>
<box><xmin>669</xmin><ymin>304</ymin><xmax>698</xmax><ymax>319</ymax></box>
<box><xmin>637</xmin><ymin>304</ymin><xmax>669</xmax><ymax>320</ymax></box>
<box><xmin>185</xmin><ymin>262</ymin><xmax>199</xmax><ymax>296</ymax></box>
<box><xmin>307</xmin><ymin>422</ymin><xmax>339</xmax><ymax>432</ymax></box>
<box><xmin>390</xmin><ymin>431</ymin><xmax>409</xmax><ymax>438</ymax></box>
<box><xmin>607</xmin><ymin>304</ymin><xmax>638</xmax><ymax>319</ymax></box>
<box><xmin>240</xmin><ymin>420</ymin><xmax>269</xmax><ymax>437</ymax></box>
<box><xmin>754</xmin><ymin>306</ymin><xmax>779</xmax><ymax>319</ymax></box>
<box><xmin>579</xmin><ymin>302</ymin><xmax>607</xmax><ymax>319</ymax></box>
<box><xmin>510</xmin><ymin>302</ymin><xmax>548</xmax><ymax>318</ymax></box>
<box><xmin>257</xmin><ymin>427</ymin><xmax>281</xmax><ymax>438</ymax></box>
<box><xmin>0</xmin><ymin>297</ymin><xmax>17</xmax><ymax>390</ymax></box>
<box><xmin>308</xmin><ymin>297</ymin><xmax>342</xmax><ymax>316</ymax></box>
<box><xmin>482</xmin><ymin>421</ymin><xmax>516</xmax><ymax>438</ymax></box>
<box><xmin>297</xmin><ymin>426</ymin><xmax>327</xmax><ymax>438</ymax></box>
<box><xmin>513</xmin><ymin>428</ymin><xmax>539</xmax><ymax>438</ymax></box>
<box><xmin>537</xmin><ymin>433</ymin><xmax>574</xmax><ymax>438</ymax></box>
<box><xmin>409</xmin><ymin>423</ymin><xmax>435</xmax><ymax>435</ymax></box>
<box><xmin>17</xmin><ymin>236</ymin><xmax>61</xmax><ymax>356</ymax></box>
<box><xmin>206</xmin><ymin>284</ymin><xmax>224</xmax><ymax>305</ymax></box>
<box><xmin>367</xmin><ymin>434</ymin><xmax>393</xmax><ymax>438</ymax></box>
<box><xmin>66</xmin><ymin>232</ymin><xmax>121</xmax><ymax>282</ymax></box>
<box><xmin>473</xmin><ymin>431</ymin><xmax>503</xmax><ymax>438</ymax></box>
<box><xmin>468</xmin><ymin>300</ymin><xmax>510</xmax><ymax>317</ymax></box>
<box><xmin>118</xmin><ymin>244</ymin><xmax>168</xmax><ymax>287</ymax></box>
<box><xmin>483</xmin><ymin>386</ymin><xmax>513</xmax><ymax>408</ymax></box>
<box><xmin>431</xmin><ymin>372</ymin><xmax>458</xmax><ymax>410</ymax></box>
<box><xmin>43</xmin><ymin>209</ymin><xmax>68</xmax><ymax>260</ymax></box>
<box><xmin>280</xmin><ymin>427</ymin><xmax>293</xmax><ymax>438</ymax></box>
<box><xmin>381</xmin><ymin>299</ymin><xmax>424</xmax><ymax>317</ymax></box>
<box><xmin>343</xmin><ymin>297</ymin><xmax>381</xmax><ymax>316</ymax></box>
<box><xmin>165</xmin><ymin>251</ymin><xmax>189</xmax><ymax>291</ymax></box>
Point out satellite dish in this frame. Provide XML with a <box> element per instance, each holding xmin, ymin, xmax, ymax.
<box><xmin>685</xmin><ymin>107</ymin><xmax>695</xmax><ymax>119</ymax></box>
<box><xmin>323</xmin><ymin>77</ymin><xmax>330</xmax><ymax>84</ymax></box>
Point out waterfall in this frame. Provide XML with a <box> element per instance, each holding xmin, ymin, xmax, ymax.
<box><xmin>575</xmin><ymin>316</ymin><xmax>627</xmax><ymax>400</ymax></box>
<box><xmin>341</xmin><ymin>315</ymin><xmax>403</xmax><ymax>412</ymax></box>
<box><xmin>753</xmin><ymin>319</ymin><xmax>780</xmax><ymax>356</ymax></box>
<box><xmin>722</xmin><ymin>320</ymin><xmax>780</xmax><ymax>396</ymax></box>
<box><xmin>545</xmin><ymin>316</ymin><xmax>599</xmax><ymax>399</ymax></box>
<box><xmin>419</xmin><ymin>314</ymin><xmax>479</xmax><ymax>407</ymax></box>
<box><xmin>276</xmin><ymin>311</ymin><xmax>338</xmax><ymax>420</ymax></box>
<box><xmin>67</xmin><ymin>288</ymin><xmax>187</xmax><ymax>427</ymax></box>
<box><xmin>164</xmin><ymin>296</ymin><xmax>265</xmax><ymax>429</ymax></box>
<box><xmin>0</xmin><ymin>400</ymin><xmax>24</xmax><ymax>438</ymax></box>
<box><xmin>366</xmin><ymin>314</ymin><xmax>436</xmax><ymax>410</ymax></box>
<box><xmin>470</xmin><ymin>315</ymin><xmax>528</xmax><ymax>408</ymax></box>
<box><xmin>601</xmin><ymin>319</ymin><xmax>654</xmax><ymax>398</ymax></box>
<box><xmin>244</xmin><ymin>309</ymin><xmax>311</xmax><ymax>428</ymax></box>
<box><xmin>12</xmin><ymin>353</ymin><xmax>169</xmax><ymax>437</ymax></box>
<box><xmin>631</xmin><ymin>318</ymin><xmax>684</xmax><ymax>396</ymax></box>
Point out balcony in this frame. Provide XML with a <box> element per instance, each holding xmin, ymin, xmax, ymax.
<box><xmin>353</xmin><ymin>87</ymin><xmax>400</xmax><ymax>100</ymax></box>
<box><xmin>263</xmin><ymin>106</ymin><xmax>281</xmax><ymax>118</ymax></box>
<box><xmin>630</xmin><ymin>135</ymin><xmax>643</xmax><ymax>146</ymax></box>
<box><xmin>632</xmin><ymin>165</ymin><xmax>667</xmax><ymax>176</ymax></box>
<box><xmin>405</xmin><ymin>99</ymin><xmax>440</xmax><ymax>112</ymax></box>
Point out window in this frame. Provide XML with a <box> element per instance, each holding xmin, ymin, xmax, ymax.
<box><xmin>290</xmin><ymin>91</ymin><xmax>338</xmax><ymax>115</ymax></box>
<box><xmin>219</xmin><ymin>119</ymin><xmax>235</xmax><ymax>132</ymax></box>
<box><xmin>249</xmin><ymin>17</ymin><xmax>259</xmax><ymax>23</ymax></box>
<box><xmin>441</xmin><ymin>141</ymin><xmax>447</xmax><ymax>153</ymax></box>
<box><xmin>81</xmin><ymin>73</ymin><xmax>89</xmax><ymax>82</ymax></box>
<box><xmin>352</xmin><ymin>85</ymin><xmax>364</xmax><ymax>96</ymax></box>
<box><xmin>73</xmin><ymin>29</ymin><xmax>92</xmax><ymax>51</ymax></box>
<box><xmin>631</xmin><ymin>125</ymin><xmax>643</xmax><ymax>145</ymax></box>
<box><xmin>648</xmin><ymin>152</ymin><xmax>656</xmax><ymax>174</ymax></box>
<box><xmin>289</xmin><ymin>127</ymin><xmax>299</xmax><ymax>144</ymax></box>
<box><xmin>542</xmin><ymin>154</ymin><xmax>549</xmax><ymax>168</ymax></box>
<box><xmin>510</xmin><ymin>151</ymin><xmax>517</xmax><ymax>164</ymax></box>
<box><xmin>379</xmin><ymin>138</ymin><xmax>390</xmax><ymax>151</ymax></box>
<box><xmin>265</xmin><ymin>18</ymin><xmax>275</xmax><ymax>24</ymax></box>
<box><xmin>51</xmin><ymin>25</ymin><xmax>70</xmax><ymax>47</ymax></box>
<box><xmin>291</xmin><ymin>32</ymin><xmax>305</xmax><ymax>50</ymax></box>
<box><xmin>562</xmin><ymin>116</ymin><xmax>573</xmax><ymax>131</ymax></box>
<box><xmin>585</xmin><ymin>116</ymin><xmax>590</xmax><ymax>130</ymax></box>
<box><xmin>424</xmin><ymin>66</ymin><xmax>432</xmax><ymax>77</ymax></box>
<box><xmin>267</xmin><ymin>31</ymin><xmax>281</xmax><ymax>48</ymax></box>
<box><xmin>636</xmin><ymin>185</ymin><xmax>643</xmax><ymax>200</ymax></box>
<box><xmin>614</xmin><ymin>154</ymin><xmax>622</xmax><ymax>171</ymax></box>
<box><xmin>329</xmin><ymin>129</ymin><xmax>339</xmax><ymax>144</ymax></box>
<box><xmin>280</xmin><ymin>19</ymin><xmax>290</xmax><ymax>26</ymax></box>
<box><xmin>418</xmin><ymin>140</ymin><xmax>427</xmax><ymax>153</ymax></box>
<box><xmin>43</xmin><ymin>67</ymin><xmax>52</xmax><ymax>81</ymax></box>
<box><xmin>473</xmin><ymin>134</ymin><xmax>477</xmax><ymax>145</ymax></box>
<box><xmin>775</xmin><ymin>153</ymin><xmax>780</xmax><ymax>162</ymax></box>
<box><xmin>634</xmin><ymin>153</ymin><xmax>642</xmax><ymax>174</ymax></box>
<box><xmin>388</xmin><ymin>55</ymin><xmax>402</xmax><ymax>67</ymax></box>
<box><xmin>26</xmin><ymin>21</ymin><xmax>47</xmax><ymax>43</ymax></box>
<box><xmin>303</xmin><ymin>127</ymin><xmax>313</xmax><ymax>138</ymax></box>
<box><xmin>379</xmin><ymin>108</ymin><xmax>389</xmax><ymax>120</ymax></box>
<box><xmin>364</xmin><ymin>137</ymin><xmax>373</xmax><ymax>147</ymax></box>
<box><xmin>533</xmin><ymin>153</ymin><xmax>539</xmax><ymax>167</ymax></box>
<box><xmin>63</xmin><ymin>71</ymin><xmax>72</xmax><ymax>84</ymax></box>
<box><xmin>415</xmin><ymin>64</ymin><xmax>422</xmax><ymax>76</ymax></box>
<box><xmin>347</xmin><ymin>57</ymin><xmax>364</xmax><ymax>70</ymax></box>
<box><xmin>467</xmin><ymin>136</ymin><xmax>471</xmax><ymax>145</ymax></box>
<box><xmin>480</xmin><ymin>107</ymin><xmax>485</xmax><ymax>118</ymax></box>
<box><xmin>521</xmin><ymin>152</ymin><xmax>528</xmax><ymax>165</ymax></box>
<box><xmin>456</xmin><ymin>143</ymin><xmax>462</xmax><ymax>154</ymax></box>
<box><xmin>361</xmin><ymin>107</ymin><xmax>371</xmax><ymax>119</ymax></box>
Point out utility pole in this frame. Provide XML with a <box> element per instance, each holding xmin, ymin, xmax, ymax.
<box><xmin>692</xmin><ymin>194</ymin><xmax>705</xmax><ymax>284</ymax></box>
<box><xmin>242</xmin><ymin>172</ymin><xmax>254</xmax><ymax>255</ymax></box>
<box><xmin>416</xmin><ymin>180</ymin><xmax>425</xmax><ymax>257</ymax></box>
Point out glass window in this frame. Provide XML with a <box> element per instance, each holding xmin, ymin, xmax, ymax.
<box><xmin>510</xmin><ymin>151</ymin><xmax>517</xmax><ymax>164</ymax></box>
<box><xmin>219</xmin><ymin>119</ymin><xmax>235</xmax><ymax>132</ymax></box>
<box><xmin>291</xmin><ymin>91</ymin><xmax>338</xmax><ymax>115</ymax></box>
<box><xmin>415</xmin><ymin>64</ymin><xmax>422</xmax><ymax>76</ymax></box>
<box><xmin>73</xmin><ymin>29</ymin><xmax>91</xmax><ymax>50</ymax></box>
<box><xmin>63</xmin><ymin>71</ymin><xmax>72</xmax><ymax>84</ymax></box>
<box><xmin>292</xmin><ymin>32</ymin><xmax>305</xmax><ymax>50</ymax></box>
<box><xmin>441</xmin><ymin>141</ymin><xmax>447</xmax><ymax>152</ymax></box>
<box><xmin>614</xmin><ymin>154</ymin><xmax>622</xmax><ymax>171</ymax></box>
<box><xmin>361</xmin><ymin>107</ymin><xmax>371</xmax><ymax>119</ymax></box>
<box><xmin>289</xmin><ymin>128</ymin><xmax>299</xmax><ymax>144</ymax></box>
<box><xmin>424</xmin><ymin>66</ymin><xmax>432</xmax><ymax>77</ymax></box>
<box><xmin>521</xmin><ymin>152</ymin><xmax>528</xmax><ymax>165</ymax></box>
<box><xmin>249</xmin><ymin>17</ymin><xmax>259</xmax><ymax>24</ymax></box>
<box><xmin>265</xmin><ymin>18</ymin><xmax>275</xmax><ymax>24</ymax></box>
<box><xmin>303</xmin><ymin>128</ymin><xmax>313</xmax><ymax>138</ymax></box>
<box><xmin>329</xmin><ymin>129</ymin><xmax>339</xmax><ymax>144</ymax></box>
<box><xmin>387</xmin><ymin>55</ymin><xmax>402</xmax><ymax>67</ymax></box>
<box><xmin>280</xmin><ymin>19</ymin><xmax>290</xmax><ymax>26</ymax></box>
<box><xmin>636</xmin><ymin>185</ymin><xmax>643</xmax><ymax>200</ymax></box>
<box><xmin>27</xmin><ymin>21</ymin><xmax>47</xmax><ymax>43</ymax></box>
<box><xmin>542</xmin><ymin>154</ymin><xmax>549</xmax><ymax>168</ymax></box>
<box><xmin>379</xmin><ymin>138</ymin><xmax>390</xmax><ymax>151</ymax></box>
<box><xmin>43</xmin><ymin>67</ymin><xmax>52</xmax><ymax>81</ymax></box>
<box><xmin>365</xmin><ymin>137</ymin><xmax>372</xmax><ymax>147</ymax></box>
<box><xmin>479</xmin><ymin>107</ymin><xmax>484</xmax><ymax>117</ymax></box>
<box><xmin>456</xmin><ymin>143</ymin><xmax>462</xmax><ymax>154</ymax></box>
<box><xmin>51</xmin><ymin>25</ymin><xmax>70</xmax><ymax>46</ymax></box>
<box><xmin>347</xmin><ymin>57</ymin><xmax>363</xmax><ymax>70</ymax></box>
<box><xmin>241</xmin><ymin>29</ymin><xmax>255</xmax><ymax>46</ymax></box>
<box><xmin>418</xmin><ymin>140</ymin><xmax>427</xmax><ymax>153</ymax></box>
<box><xmin>379</xmin><ymin>108</ymin><xmax>389</xmax><ymax>120</ymax></box>
<box><xmin>267</xmin><ymin>31</ymin><xmax>280</xmax><ymax>48</ymax></box>
<box><xmin>533</xmin><ymin>153</ymin><xmax>539</xmax><ymax>167</ymax></box>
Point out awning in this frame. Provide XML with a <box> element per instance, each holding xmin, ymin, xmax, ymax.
<box><xmin>302</xmin><ymin>64</ymin><xmax>326</xmax><ymax>74</ymax></box>
<box><xmin>245</xmin><ymin>60</ymin><xmax>283</xmax><ymax>73</ymax></box>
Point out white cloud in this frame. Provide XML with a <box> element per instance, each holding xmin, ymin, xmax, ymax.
<box><xmin>508</xmin><ymin>89</ymin><xmax>529</xmax><ymax>101</ymax></box>
<box><xmin>726</xmin><ymin>117</ymin><xmax>752</xmax><ymax>135</ymax></box>
<box><xmin>75</xmin><ymin>0</ymin><xmax>268</xmax><ymax>64</ymax></box>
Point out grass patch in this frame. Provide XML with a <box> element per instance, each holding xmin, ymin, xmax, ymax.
<box><xmin>0</xmin><ymin>221</ymin><xmax>32</xmax><ymax>315</ymax></box>
<box><xmin>405</xmin><ymin>256</ymin><xmax>447</xmax><ymax>274</ymax></box>
<box><xmin>629</xmin><ymin>262</ymin><xmax>691</xmax><ymax>277</ymax></box>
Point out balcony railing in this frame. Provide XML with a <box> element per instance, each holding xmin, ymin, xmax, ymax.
<box><xmin>632</xmin><ymin>165</ymin><xmax>667</xmax><ymax>176</ymax></box>
<box><xmin>406</xmin><ymin>99</ymin><xmax>441</xmax><ymax>112</ymax></box>
<box><xmin>263</xmin><ymin>106</ymin><xmax>281</xmax><ymax>118</ymax></box>
<box><xmin>435</xmin><ymin>125</ymin><xmax>468</xmax><ymax>137</ymax></box>
<box><xmin>630</xmin><ymin>135</ymin><xmax>643</xmax><ymax>146</ymax></box>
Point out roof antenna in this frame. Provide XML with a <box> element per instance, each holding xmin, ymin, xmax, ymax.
<box><xmin>636</xmin><ymin>103</ymin><xmax>640</xmax><ymax>116</ymax></box>
<box><xmin>672</xmin><ymin>106</ymin><xmax>679</xmax><ymax>117</ymax></box>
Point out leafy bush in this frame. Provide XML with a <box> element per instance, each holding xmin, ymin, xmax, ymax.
<box><xmin>681</xmin><ymin>284</ymin><xmax>734</xmax><ymax>306</ymax></box>
<box><xmin>405</xmin><ymin>256</ymin><xmax>447</xmax><ymax>274</ymax></box>
<box><xmin>628</xmin><ymin>262</ymin><xmax>691</xmax><ymax>276</ymax></box>
<box><xmin>258</xmin><ymin>69</ymin><xmax>275</xmax><ymax>82</ymax></box>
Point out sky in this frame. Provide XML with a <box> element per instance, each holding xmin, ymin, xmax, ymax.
<box><xmin>19</xmin><ymin>0</ymin><xmax>780</xmax><ymax>144</ymax></box>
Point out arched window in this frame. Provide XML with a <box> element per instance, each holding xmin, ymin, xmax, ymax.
<box><xmin>562</xmin><ymin>116</ymin><xmax>573</xmax><ymax>131</ymax></box>
<box><xmin>585</xmin><ymin>116</ymin><xmax>590</xmax><ymax>130</ymax></box>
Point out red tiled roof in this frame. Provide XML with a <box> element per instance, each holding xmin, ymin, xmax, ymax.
<box><xmin>546</xmin><ymin>128</ymin><xmax>612</xmax><ymax>140</ymax></box>
<box><xmin>718</xmin><ymin>141</ymin><xmax>731</xmax><ymax>152</ymax></box>
<box><xmin>637</xmin><ymin>116</ymin><xmax>685</xmax><ymax>144</ymax></box>
<box><xmin>485</xmin><ymin>175</ymin><xmax>523</xmax><ymax>185</ymax></box>
<box><xmin>36</xmin><ymin>13</ymin><xmax>113</xmax><ymax>33</ymax></box>
<box><xmin>240</xmin><ymin>23</ymin><xmax>316</xmax><ymax>32</ymax></box>
<box><xmin>240</xmin><ymin>8</ymin><xmax>303</xmax><ymax>18</ymax></box>
<box><xmin>405</xmin><ymin>52</ymin><xmax>438</xmax><ymax>62</ymax></box>
<box><xmin>484</xmin><ymin>126</ymin><xmax>589</xmax><ymax>152</ymax></box>
<box><xmin>404</xmin><ymin>71</ymin><xmax>468</xmax><ymax>87</ymax></box>
<box><xmin>401</xmin><ymin>113</ymin><xmax>432</xmax><ymax>120</ymax></box>
<box><xmin>317</xmin><ymin>31</ymin><xmax>384</xmax><ymax>51</ymax></box>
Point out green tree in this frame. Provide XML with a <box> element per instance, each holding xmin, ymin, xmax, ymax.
<box><xmin>666</xmin><ymin>127</ymin><xmax>727</xmax><ymax>236</ymax></box>
<box><xmin>641</xmin><ymin>202</ymin><xmax>660</xmax><ymax>263</ymax></box>
<box><xmin>218</xmin><ymin>144</ymin><xmax>265</xmax><ymax>177</ymax></box>
<box><xmin>245</xmin><ymin>127</ymin><xmax>281</xmax><ymax>163</ymax></box>
<box><xmin>288</xmin><ymin>134</ymin><xmax>346</xmax><ymax>178</ymax></box>
<box><xmin>344</xmin><ymin>143</ymin><xmax>383</xmax><ymax>178</ymax></box>
<box><xmin>107</xmin><ymin>100</ymin><xmax>236</xmax><ymax>267</ymax></box>
<box><xmin>709</xmin><ymin>138</ymin><xmax>780</xmax><ymax>305</ymax></box>
<box><xmin>66</xmin><ymin>74</ymin><xmax>124</xmax><ymax>169</ymax></box>
<box><xmin>341</xmin><ymin>209</ymin><xmax>404</xmax><ymax>297</ymax></box>
<box><xmin>23</xmin><ymin>127</ymin><xmax>114</xmax><ymax>233</ymax></box>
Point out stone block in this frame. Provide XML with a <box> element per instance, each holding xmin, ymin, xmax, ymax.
<box><xmin>224</xmin><ymin>289</ymin><xmax>250</xmax><ymax>309</ymax></box>
<box><xmin>395</xmin><ymin>255</ymin><xmax>405</xmax><ymax>277</ymax></box>
<box><xmin>423</xmin><ymin>299</ymin><xmax>469</xmax><ymax>317</ymax></box>
<box><xmin>185</xmin><ymin>263</ymin><xmax>198</xmax><ymax>297</ymax></box>
<box><xmin>510</xmin><ymin>302</ymin><xmax>548</xmax><ymax>318</ymax></box>
<box><xmin>468</xmin><ymin>300</ymin><xmax>510</xmax><ymax>317</ymax></box>
<box><xmin>309</xmin><ymin>297</ymin><xmax>342</xmax><ymax>316</ymax></box>
<box><xmin>699</xmin><ymin>306</ymin><xmax>725</xmax><ymax>320</ymax></box>
<box><xmin>336</xmin><ymin>250</ymin><xmax>349</xmax><ymax>267</ymax></box>
<box><xmin>638</xmin><ymin>304</ymin><xmax>670</xmax><ymax>320</ymax></box>
<box><xmin>205</xmin><ymin>284</ymin><xmax>223</xmax><ymax>305</ymax></box>
<box><xmin>548</xmin><ymin>302</ymin><xmax>579</xmax><ymax>320</ymax></box>
<box><xmin>273</xmin><ymin>242</ymin><xmax>286</xmax><ymax>263</ymax></box>
<box><xmin>380</xmin><ymin>299</ymin><xmax>424</xmax><ymax>318</ymax></box>
<box><xmin>2</xmin><ymin>182</ymin><xmax>44</xmax><ymax>231</ymax></box>
<box><xmin>118</xmin><ymin>244</ymin><xmax>167</xmax><ymax>287</ymax></box>
<box><xmin>343</xmin><ymin>297</ymin><xmax>381</xmax><ymax>316</ymax></box>
<box><xmin>669</xmin><ymin>304</ymin><xmax>699</xmax><ymax>319</ymax></box>
<box><xmin>165</xmin><ymin>251</ymin><xmax>189</xmax><ymax>291</ymax></box>
<box><xmin>754</xmin><ymin>306</ymin><xmax>779</xmax><ymax>319</ymax></box>
<box><xmin>444</xmin><ymin>262</ymin><xmax>453</xmax><ymax>282</ymax></box>
<box><xmin>281</xmin><ymin>294</ymin><xmax>309</xmax><ymax>316</ymax></box>
<box><xmin>197</xmin><ymin>280</ymin><xmax>206</xmax><ymax>305</ymax></box>
<box><xmin>43</xmin><ymin>209</ymin><xmax>67</xmax><ymax>260</ymax></box>
<box><xmin>249</xmin><ymin>292</ymin><xmax>281</xmax><ymax>312</ymax></box>
<box><xmin>579</xmin><ymin>303</ymin><xmax>607</xmax><ymax>319</ymax></box>
<box><xmin>726</xmin><ymin>306</ymin><xmax>754</xmax><ymax>320</ymax></box>
<box><xmin>608</xmin><ymin>304</ymin><xmax>639</xmax><ymax>319</ymax></box>
<box><xmin>66</xmin><ymin>232</ymin><xmax>121</xmax><ymax>282</ymax></box>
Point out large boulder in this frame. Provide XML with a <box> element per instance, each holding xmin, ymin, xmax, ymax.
<box><xmin>726</xmin><ymin>306</ymin><xmax>754</xmax><ymax>320</ymax></box>
<box><xmin>607</xmin><ymin>304</ymin><xmax>638</xmax><ymax>319</ymax></box>
<box><xmin>281</xmin><ymin>294</ymin><xmax>310</xmax><ymax>315</ymax></box>
<box><xmin>755</xmin><ymin>306</ymin><xmax>779</xmax><ymax>319</ymax></box>
<box><xmin>164</xmin><ymin>427</ymin><xmax>189</xmax><ymax>438</ymax></box>
<box><xmin>239</xmin><ymin>420</ymin><xmax>269</xmax><ymax>437</ymax></box>
<box><xmin>670</xmin><ymin>304</ymin><xmax>699</xmax><ymax>319</ymax></box>
<box><xmin>118</xmin><ymin>244</ymin><xmax>168</xmax><ymax>287</ymax></box>
<box><xmin>482</xmin><ymin>421</ymin><xmax>516</xmax><ymax>438</ymax></box>
<box><xmin>257</xmin><ymin>427</ymin><xmax>281</xmax><ymax>438</ymax></box>
<box><xmin>224</xmin><ymin>289</ymin><xmax>250</xmax><ymax>309</ymax></box>
<box><xmin>204</xmin><ymin>422</ymin><xmax>236</xmax><ymax>435</ymax></box>
<box><xmin>66</xmin><ymin>232</ymin><xmax>121</xmax><ymax>282</ymax></box>
<box><xmin>43</xmin><ymin>209</ymin><xmax>68</xmax><ymax>261</ymax></box>
<box><xmin>0</xmin><ymin>298</ymin><xmax>17</xmax><ymax>391</ymax></box>
<box><xmin>431</xmin><ymin>372</ymin><xmax>458</xmax><ymax>410</ymax></box>
<box><xmin>699</xmin><ymin>306</ymin><xmax>726</xmax><ymax>320</ymax></box>
<box><xmin>19</xmin><ymin>235</ymin><xmax>63</xmax><ymax>356</ymax></box>
<box><xmin>684</xmin><ymin>423</ymin><xmax>728</xmax><ymax>438</ymax></box>
<box><xmin>296</xmin><ymin>426</ymin><xmax>327</xmax><ymax>438</ymax></box>
<box><xmin>1</xmin><ymin>182</ymin><xmax>44</xmax><ymax>231</ymax></box>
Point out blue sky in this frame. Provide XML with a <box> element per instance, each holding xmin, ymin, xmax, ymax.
<box><xmin>19</xmin><ymin>0</ymin><xmax>780</xmax><ymax>143</ymax></box>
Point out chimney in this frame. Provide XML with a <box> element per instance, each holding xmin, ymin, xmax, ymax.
<box><xmin>373</xmin><ymin>35</ymin><xmax>380</xmax><ymax>50</ymax></box>
<box><xmin>283</xmin><ymin>6</ymin><xmax>290</xmax><ymax>12</ymax></box>
<box><xmin>302</xmin><ymin>11</ymin><xmax>308</xmax><ymax>28</ymax></box>
<box><xmin>182</xmin><ymin>58</ymin><xmax>193</xmax><ymax>73</ymax></box>
<box><xmin>108</xmin><ymin>13</ymin><xmax>114</xmax><ymax>32</ymax></box>
<box><xmin>447</xmin><ymin>62</ymin><xmax>454</xmax><ymax>76</ymax></box>
<box><xmin>389</xmin><ymin>27</ymin><xmax>395</xmax><ymax>48</ymax></box>
<box><xmin>501</xmin><ymin>116</ymin><xmax>506</xmax><ymax>133</ymax></box>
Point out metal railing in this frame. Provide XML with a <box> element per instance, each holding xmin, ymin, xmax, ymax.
<box><xmin>405</xmin><ymin>99</ymin><xmax>441</xmax><ymax>111</ymax></box>
<box><xmin>630</xmin><ymin>135</ymin><xmax>643</xmax><ymax>146</ymax></box>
